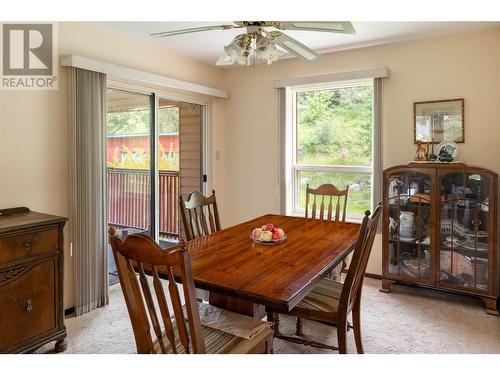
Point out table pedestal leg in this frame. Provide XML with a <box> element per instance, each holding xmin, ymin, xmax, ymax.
<box><xmin>266</xmin><ymin>311</ymin><xmax>280</xmax><ymax>335</ymax></box>
<box><xmin>210</xmin><ymin>292</ymin><xmax>266</xmax><ymax>319</ymax></box>
<box><xmin>295</xmin><ymin>317</ymin><xmax>304</xmax><ymax>336</ymax></box>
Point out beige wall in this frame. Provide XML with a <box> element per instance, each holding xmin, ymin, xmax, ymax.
<box><xmin>2</xmin><ymin>24</ymin><xmax>500</xmax><ymax>310</ymax></box>
<box><xmin>0</xmin><ymin>22</ymin><xmax>224</xmax><ymax>309</ymax></box>
<box><xmin>216</xmin><ymin>27</ymin><xmax>500</xmax><ymax>274</ymax></box>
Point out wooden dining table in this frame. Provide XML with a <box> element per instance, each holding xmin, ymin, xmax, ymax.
<box><xmin>173</xmin><ymin>213</ymin><xmax>361</xmax><ymax>315</ymax></box>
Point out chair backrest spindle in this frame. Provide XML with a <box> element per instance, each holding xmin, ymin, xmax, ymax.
<box><xmin>151</xmin><ymin>265</ymin><xmax>177</xmax><ymax>353</ymax></box>
<box><xmin>327</xmin><ymin>195</ymin><xmax>333</xmax><ymax>220</ymax></box>
<box><xmin>305</xmin><ymin>183</ymin><xmax>349</xmax><ymax>223</ymax></box>
<box><xmin>179</xmin><ymin>190</ymin><xmax>222</xmax><ymax>241</ymax></box>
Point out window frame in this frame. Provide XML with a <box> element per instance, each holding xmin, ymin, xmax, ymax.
<box><xmin>288</xmin><ymin>79</ymin><xmax>375</xmax><ymax>222</ymax></box>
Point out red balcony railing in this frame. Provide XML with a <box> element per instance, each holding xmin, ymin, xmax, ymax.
<box><xmin>159</xmin><ymin>170</ymin><xmax>180</xmax><ymax>238</ymax></box>
<box><xmin>107</xmin><ymin>168</ymin><xmax>180</xmax><ymax>239</ymax></box>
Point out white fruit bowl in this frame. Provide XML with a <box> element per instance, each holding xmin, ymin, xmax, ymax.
<box><xmin>250</xmin><ymin>224</ymin><xmax>287</xmax><ymax>245</ymax></box>
<box><xmin>249</xmin><ymin>234</ymin><xmax>287</xmax><ymax>245</ymax></box>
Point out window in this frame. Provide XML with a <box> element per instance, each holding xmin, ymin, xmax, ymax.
<box><xmin>290</xmin><ymin>81</ymin><xmax>374</xmax><ymax>220</ymax></box>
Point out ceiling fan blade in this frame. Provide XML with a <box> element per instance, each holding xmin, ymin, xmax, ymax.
<box><xmin>151</xmin><ymin>24</ymin><xmax>241</xmax><ymax>38</ymax></box>
<box><xmin>274</xmin><ymin>21</ymin><xmax>355</xmax><ymax>34</ymax></box>
<box><xmin>269</xmin><ymin>32</ymin><xmax>321</xmax><ymax>62</ymax></box>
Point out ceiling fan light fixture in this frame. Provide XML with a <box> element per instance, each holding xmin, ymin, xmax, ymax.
<box><xmin>262</xmin><ymin>45</ymin><xmax>284</xmax><ymax>65</ymax></box>
<box><xmin>215</xmin><ymin>53</ymin><xmax>235</xmax><ymax>66</ymax></box>
<box><xmin>220</xmin><ymin>32</ymin><xmax>284</xmax><ymax>66</ymax></box>
<box><xmin>223</xmin><ymin>34</ymin><xmax>253</xmax><ymax>65</ymax></box>
<box><xmin>223</xmin><ymin>36</ymin><xmax>242</xmax><ymax>58</ymax></box>
<box><xmin>223</xmin><ymin>44</ymin><xmax>240</xmax><ymax>60</ymax></box>
<box><xmin>254</xmin><ymin>34</ymin><xmax>284</xmax><ymax>65</ymax></box>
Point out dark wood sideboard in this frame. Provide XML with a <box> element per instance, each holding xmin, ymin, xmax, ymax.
<box><xmin>0</xmin><ymin>207</ymin><xmax>68</xmax><ymax>353</ymax></box>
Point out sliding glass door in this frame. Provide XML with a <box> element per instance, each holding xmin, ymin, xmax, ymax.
<box><xmin>157</xmin><ymin>99</ymin><xmax>204</xmax><ymax>244</ymax></box>
<box><xmin>105</xmin><ymin>89</ymin><xmax>205</xmax><ymax>270</ymax></box>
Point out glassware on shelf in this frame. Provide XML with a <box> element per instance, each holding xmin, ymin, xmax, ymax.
<box><xmin>438</xmin><ymin>171</ymin><xmax>491</xmax><ymax>291</ymax></box>
<box><xmin>440</xmin><ymin>251</ymin><xmax>488</xmax><ymax>290</ymax></box>
<box><xmin>386</xmin><ymin>171</ymin><xmax>432</xmax><ymax>282</ymax></box>
<box><xmin>399</xmin><ymin>211</ymin><xmax>416</xmax><ymax>239</ymax></box>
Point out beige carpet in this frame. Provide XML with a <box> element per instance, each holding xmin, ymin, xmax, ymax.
<box><xmin>37</xmin><ymin>277</ymin><xmax>500</xmax><ymax>354</ymax></box>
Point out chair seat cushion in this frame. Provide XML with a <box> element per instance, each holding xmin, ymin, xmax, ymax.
<box><xmin>154</xmin><ymin>321</ymin><xmax>273</xmax><ymax>354</ymax></box>
<box><xmin>296</xmin><ymin>278</ymin><xmax>344</xmax><ymax>313</ymax></box>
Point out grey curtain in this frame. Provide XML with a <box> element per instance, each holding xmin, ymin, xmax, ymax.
<box><xmin>373</xmin><ymin>77</ymin><xmax>383</xmax><ymax>232</ymax></box>
<box><xmin>69</xmin><ymin>67</ymin><xmax>109</xmax><ymax>316</ymax></box>
<box><xmin>278</xmin><ymin>87</ymin><xmax>288</xmax><ymax>215</ymax></box>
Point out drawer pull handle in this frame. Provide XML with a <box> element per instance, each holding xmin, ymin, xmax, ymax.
<box><xmin>25</xmin><ymin>299</ymin><xmax>33</xmax><ymax>313</ymax></box>
<box><xmin>23</xmin><ymin>240</ymin><xmax>34</xmax><ymax>250</ymax></box>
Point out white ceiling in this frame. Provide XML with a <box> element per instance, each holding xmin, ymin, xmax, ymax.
<box><xmin>97</xmin><ymin>22</ymin><xmax>499</xmax><ymax>66</ymax></box>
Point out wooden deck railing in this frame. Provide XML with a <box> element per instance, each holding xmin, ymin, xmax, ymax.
<box><xmin>107</xmin><ymin>168</ymin><xmax>180</xmax><ymax>239</ymax></box>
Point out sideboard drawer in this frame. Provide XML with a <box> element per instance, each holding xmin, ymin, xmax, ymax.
<box><xmin>0</xmin><ymin>228</ymin><xmax>59</xmax><ymax>265</ymax></box>
<box><xmin>0</xmin><ymin>259</ymin><xmax>56</xmax><ymax>352</ymax></box>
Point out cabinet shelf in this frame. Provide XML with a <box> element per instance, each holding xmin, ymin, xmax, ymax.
<box><xmin>439</xmin><ymin>245</ymin><xmax>489</xmax><ymax>259</ymax></box>
<box><xmin>389</xmin><ymin>238</ymin><xmax>431</xmax><ymax>246</ymax></box>
<box><xmin>389</xmin><ymin>203</ymin><xmax>431</xmax><ymax>209</ymax></box>
<box><xmin>440</xmin><ymin>206</ymin><xmax>488</xmax><ymax>213</ymax></box>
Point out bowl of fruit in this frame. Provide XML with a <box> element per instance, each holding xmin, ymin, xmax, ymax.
<box><xmin>250</xmin><ymin>223</ymin><xmax>287</xmax><ymax>245</ymax></box>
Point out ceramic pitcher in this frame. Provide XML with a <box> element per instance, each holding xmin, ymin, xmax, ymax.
<box><xmin>399</xmin><ymin>211</ymin><xmax>416</xmax><ymax>238</ymax></box>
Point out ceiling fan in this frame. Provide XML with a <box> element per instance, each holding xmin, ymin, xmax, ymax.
<box><xmin>151</xmin><ymin>21</ymin><xmax>356</xmax><ymax>66</ymax></box>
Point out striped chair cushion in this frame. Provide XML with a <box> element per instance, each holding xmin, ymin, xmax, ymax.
<box><xmin>153</xmin><ymin>322</ymin><xmax>272</xmax><ymax>354</ymax></box>
<box><xmin>296</xmin><ymin>278</ymin><xmax>344</xmax><ymax>313</ymax></box>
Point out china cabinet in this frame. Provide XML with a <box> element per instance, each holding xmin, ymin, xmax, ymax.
<box><xmin>381</xmin><ymin>163</ymin><xmax>499</xmax><ymax>315</ymax></box>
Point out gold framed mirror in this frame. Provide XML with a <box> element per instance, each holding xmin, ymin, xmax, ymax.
<box><xmin>414</xmin><ymin>98</ymin><xmax>464</xmax><ymax>144</ymax></box>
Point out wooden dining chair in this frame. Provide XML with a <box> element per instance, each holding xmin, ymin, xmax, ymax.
<box><xmin>296</xmin><ymin>184</ymin><xmax>351</xmax><ymax>332</ymax></box>
<box><xmin>270</xmin><ymin>203</ymin><xmax>382</xmax><ymax>354</ymax></box>
<box><xmin>306</xmin><ymin>183</ymin><xmax>350</xmax><ymax>278</ymax></box>
<box><xmin>179</xmin><ymin>190</ymin><xmax>221</xmax><ymax>241</ymax></box>
<box><xmin>179</xmin><ymin>190</ymin><xmax>219</xmax><ymax>301</ymax></box>
<box><xmin>305</xmin><ymin>183</ymin><xmax>349</xmax><ymax>222</ymax></box>
<box><xmin>108</xmin><ymin>227</ymin><xmax>273</xmax><ymax>354</ymax></box>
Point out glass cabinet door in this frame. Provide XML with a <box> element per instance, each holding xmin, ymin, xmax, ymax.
<box><xmin>386</xmin><ymin>170</ymin><xmax>433</xmax><ymax>283</ymax></box>
<box><xmin>438</xmin><ymin>171</ymin><xmax>491</xmax><ymax>291</ymax></box>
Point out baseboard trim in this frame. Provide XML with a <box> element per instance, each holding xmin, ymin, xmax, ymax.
<box><xmin>341</xmin><ymin>268</ymin><xmax>382</xmax><ymax>280</ymax></box>
<box><xmin>64</xmin><ymin>307</ymin><xmax>75</xmax><ymax>317</ymax></box>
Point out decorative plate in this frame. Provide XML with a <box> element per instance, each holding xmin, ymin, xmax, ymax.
<box><xmin>250</xmin><ymin>235</ymin><xmax>287</xmax><ymax>245</ymax></box>
<box><xmin>465</xmin><ymin>231</ymin><xmax>488</xmax><ymax>241</ymax></box>
<box><xmin>436</xmin><ymin>141</ymin><xmax>458</xmax><ymax>159</ymax></box>
<box><xmin>461</xmin><ymin>240</ymin><xmax>488</xmax><ymax>251</ymax></box>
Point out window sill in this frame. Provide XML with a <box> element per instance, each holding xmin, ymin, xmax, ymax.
<box><xmin>288</xmin><ymin>211</ymin><xmax>363</xmax><ymax>224</ymax></box>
